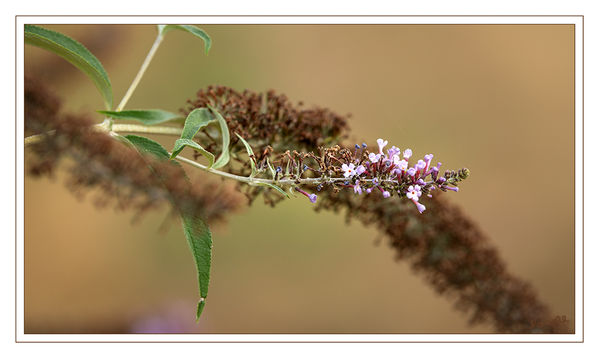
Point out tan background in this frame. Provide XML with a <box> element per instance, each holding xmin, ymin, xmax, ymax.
<box><xmin>24</xmin><ymin>24</ymin><xmax>574</xmax><ymax>333</ymax></box>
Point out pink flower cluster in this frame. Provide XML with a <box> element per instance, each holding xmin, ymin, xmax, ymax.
<box><xmin>339</xmin><ymin>138</ymin><xmax>463</xmax><ymax>214</ymax></box>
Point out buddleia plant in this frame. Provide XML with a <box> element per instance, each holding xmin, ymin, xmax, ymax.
<box><xmin>25</xmin><ymin>25</ymin><xmax>568</xmax><ymax>333</ymax></box>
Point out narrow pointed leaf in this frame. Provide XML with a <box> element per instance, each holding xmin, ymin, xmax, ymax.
<box><xmin>25</xmin><ymin>24</ymin><xmax>113</xmax><ymax>109</ymax></box>
<box><xmin>123</xmin><ymin>134</ymin><xmax>170</xmax><ymax>160</ymax></box>
<box><xmin>266</xmin><ymin>158</ymin><xmax>276</xmax><ymax>179</ymax></box>
<box><xmin>120</xmin><ymin>134</ymin><xmax>211</xmax><ymax>320</ymax></box>
<box><xmin>158</xmin><ymin>24</ymin><xmax>211</xmax><ymax>54</ymax></box>
<box><xmin>235</xmin><ymin>133</ymin><xmax>256</xmax><ymax>176</ymax></box>
<box><xmin>99</xmin><ymin>109</ymin><xmax>183</xmax><ymax>126</ymax></box>
<box><xmin>181</xmin><ymin>214</ymin><xmax>212</xmax><ymax>321</ymax></box>
<box><xmin>197</xmin><ymin>300</ymin><xmax>206</xmax><ymax>319</ymax></box>
<box><xmin>256</xmin><ymin>182</ymin><xmax>290</xmax><ymax>198</ymax></box>
<box><xmin>208</xmin><ymin>106</ymin><xmax>230</xmax><ymax>169</ymax></box>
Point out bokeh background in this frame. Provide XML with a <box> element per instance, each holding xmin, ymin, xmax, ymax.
<box><xmin>23</xmin><ymin>24</ymin><xmax>574</xmax><ymax>334</ymax></box>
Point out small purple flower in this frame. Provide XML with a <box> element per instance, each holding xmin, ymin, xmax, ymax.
<box><xmin>342</xmin><ymin>163</ymin><xmax>357</xmax><ymax>177</ymax></box>
<box><xmin>415</xmin><ymin>160</ymin><xmax>426</xmax><ymax>171</ymax></box>
<box><xmin>388</xmin><ymin>146</ymin><xmax>401</xmax><ymax>157</ymax></box>
<box><xmin>424</xmin><ymin>154</ymin><xmax>434</xmax><ymax>172</ymax></box>
<box><xmin>403</xmin><ymin>148</ymin><xmax>412</xmax><ymax>160</ymax></box>
<box><xmin>368</xmin><ymin>153</ymin><xmax>381</xmax><ymax>163</ymax></box>
<box><xmin>407</xmin><ymin>167</ymin><xmax>416</xmax><ymax>177</ymax></box>
<box><xmin>353</xmin><ymin>181</ymin><xmax>363</xmax><ymax>195</ymax></box>
<box><xmin>382</xmin><ymin>190</ymin><xmax>391</xmax><ymax>198</ymax></box>
<box><xmin>416</xmin><ymin>179</ymin><xmax>426</xmax><ymax>186</ymax></box>
<box><xmin>406</xmin><ymin>185</ymin><xmax>422</xmax><ymax>200</ymax></box>
<box><xmin>395</xmin><ymin>158</ymin><xmax>408</xmax><ymax>171</ymax></box>
<box><xmin>296</xmin><ymin>187</ymin><xmax>318</xmax><ymax>204</ymax></box>
<box><xmin>377</xmin><ymin>138</ymin><xmax>389</xmax><ymax>154</ymax></box>
<box><xmin>431</xmin><ymin>166</ymin><xmax>439</xmax><ymax>181</ymax></box>
<box><xmin>356</xmin><ymin>165</ymin><xmax>366</xmax><ymax>175</ymax></box>
<box><xmin>443</xmin><ymin>186</ymin><xmax>459</xmax><ymax>192</ymax></box>
<box><xmin>405</xmin><ymin>185</ymin><xmax>426</xmax><ymax>213</ymax></box>
<box><xmin>366</xmin><ymin>188</ymin><xmax>372</xmax><ymax>194</ymax></box>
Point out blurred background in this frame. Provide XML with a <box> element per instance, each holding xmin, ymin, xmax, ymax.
<box><xmin>24</xmin><ymin>24</ymin><xmax>574</xmax><ymax>334</ymax></box>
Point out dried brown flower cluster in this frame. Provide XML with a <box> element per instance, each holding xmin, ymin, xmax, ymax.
<box><xmin>184</xmin><ymin>85</ymin><xmax>571</xmax><ymax>333</ymax></box>
<box><xmin>183</xmin><ymin>85</ymin><xmax>349</xmax><ymax>155</ymax></box>
<box><xmin>25</xmin><ymin>77</ymin><xmax>242</xmax><ymax>224</ymax></box>
<box><xmin>182</xmin><ymin>85</ymin><xmax>351</xmax><ymax>206</ymax></box>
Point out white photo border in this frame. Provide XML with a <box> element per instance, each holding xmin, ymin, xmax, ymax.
<box><xmin>15</xmin><ymin>15</ymin><xmax>583</xmax><ymax>343</ymax></box>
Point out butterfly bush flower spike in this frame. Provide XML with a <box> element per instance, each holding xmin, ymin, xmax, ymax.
<box><xmin>278</xmin><ymin>139</ymin><xmax>468</xmax><ymax>214</ymax></box>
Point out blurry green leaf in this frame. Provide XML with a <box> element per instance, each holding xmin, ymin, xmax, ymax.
<box><xmin>157</xmin><ymin>24</ymin><xmax>211</xmax><ymax>54</ymax></box>
<box><xmin>170</xmin><ymin>108</ymin><xmax>215</xmax><ymax>164</ymax></box>
<box><xmin>256</xmin><ymin>182</ymin><xmax>290</xmax><ymax>198</ymax></box>
<box><xmin>24</xmin><ymin>24</ymin><xmax>113</xmax><ymax>109</ymax></box>
<box><xmin>99</xmin><ymin>109</ymin><xmax>183</xmax><ymax>126</ymax></box>
<box><xmin>197</xmin><ymin>300</ymin><xmax>206</xmax><ymax>319</ymax></box>
<box><xmin>235</xmin><ymin>133</ymin><xmax>257</xmax><ymax>176</ymax></box>
<box><xmin>181</xmin><ymin>214</ymin><xmax>212</xmax><ymax>321</ymax></box>
<box><xmin>266</xmin><ymin>158</ymin><xmax>276</xmax><ymax>179</ymax></box>
<box><xmin>123</xmin><ymin>134</ymin><xmax>170</xmax><ymax>160</ymax></box>
<box><xmin>121</xmin><ymin>134</ymin><xmax>210</xmax><ymax>320</ymax></box>
<box><xmin>207</xmin><ymin>106</ymin><xmax>230</xmax><ymax>169</ymax></box>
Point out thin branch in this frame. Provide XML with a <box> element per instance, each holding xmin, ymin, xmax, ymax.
<box><xmin>173</xmin><ymin>154</ymin><xmax>395</xmax><ymax>187</ymax></box>
<box><xmin>112</xmin><ymin>123</ymin><xmax>183</xmax><ymax>136</ymax></box>
<box><xmin>115</xmin><ymin>33</ymin><xmax>164</xmax><ymax>111</ymax></box>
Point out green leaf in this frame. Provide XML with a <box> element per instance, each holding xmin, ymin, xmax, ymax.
<box><xmin>122</xmin><ymin>134</ymin><xmax>170</xmax><ymax>160</ymax></box>
<box><xmin>172</xmin><ymin>139</ymin><xmax>215</xmax><ymax>167</ymax></box>
<box><xmin>235</xmin><ymin>133</ymin><xmax>257</xmax><ymax>176</ymax></box>
<box><xmin>181</xmin><ymin>214</ymin><xmax>212</xmax><ymax>321</ymax></box>
<box><xmin>25</xmin><ymin>24</ymin><xmax>113</xmax><ymax>109</ymax></box>
<box><xmin>121</xmin><ymin>134</ymin><xmax>211</xmax><ymax>320</ymax></box>
<box><xmin>266</xmin><ymin>158</ymin><xmax>276</xmax><ymax>179</ymax></box>
<box><xmin>99</xmin><ymin>109</ymin><xmax>183</xmax><ymax>126</ymax></box>
<box><xmin>197</xmin><ymin>300</ymin><xmax>206</xmax><ymax>319</ymax></box>
<box><xmin>256</xmin><ymin>182</ymin><xmax>290</xmax><ymax>198</ymax></box>
<box><xmin>157</xmin><ymin>24</ymin><xmax>211</xmax><ymax>55</ymax></box>
<box><xmin>208</xmin><ymin>106</ymin><xmax>230</xmax><ymax>169</ymax></box>
<box><xmin>170</xmin><ymin>108</ymin><xmax>215</xmax><ymax>163</ymax></box>
<box><xmin>169</xmin><ymin>107</ymin><xmax>230</xmax><ymax>169</ymax></box>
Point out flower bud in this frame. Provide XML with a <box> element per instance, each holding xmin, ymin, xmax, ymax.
<box><xmin>459</xmin><ymin>168</ymin><xmax>470</xmax><ymax>180</ymax></box>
